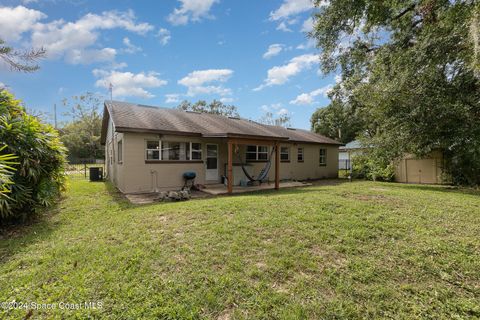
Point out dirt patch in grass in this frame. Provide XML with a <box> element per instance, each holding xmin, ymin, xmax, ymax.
<box><xmin>1</xmin><ymin>180</ymin><xmax>479</xmax><ymax>319</ymax></box>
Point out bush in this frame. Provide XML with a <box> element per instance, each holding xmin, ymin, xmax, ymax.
<box><xmin>351</xmin><ymin>137</ymin><xmax>397</xmax><ymax>182</ymax></box>
<box><xmin>0</xmin><ymin>89</ymin><xmax>67</xmax><ymax>221</ymax></box>
<box><xmin>0</xmin><ymin>146</ymin><xmax>17</xmax><ymax>195</ymax></box>
<box><xmin>352</xmin><ymin>153</ymin><xmax>395</xmax><ymax>181</ymax></box>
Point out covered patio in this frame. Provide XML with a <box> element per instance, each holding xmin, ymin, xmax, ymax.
<box><xmin>225</xmin><ymin>137</ymin><xmax>286</xmax><ymax>194</ymax></box>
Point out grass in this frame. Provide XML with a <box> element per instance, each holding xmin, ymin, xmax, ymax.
<box><xmin>0</xmin><ymin>180</ymin><xmax>479</xmax><ymax>319</ymax></box>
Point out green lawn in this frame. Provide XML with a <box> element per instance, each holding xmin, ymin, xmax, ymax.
<box><xmin>1</xmin><ymin>180</ymin><xmax>479</xmax><ymax>319</ymax></box>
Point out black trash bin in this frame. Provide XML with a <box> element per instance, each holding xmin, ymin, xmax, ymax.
<box><xmin>89</xmin><ymin>167</ymin><xmax>103</xmax><ymax>181</ymax></box>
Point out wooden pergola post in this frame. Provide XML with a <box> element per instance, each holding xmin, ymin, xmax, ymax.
<box><xmin>275</xmin><ymin>141</ymin><xmax>280</xmax><ymax>190</ymax></box>
<box><xmin>227</xmin><ymin>140</ymin><xmax>233</xmax><ymax>194</ymax></box>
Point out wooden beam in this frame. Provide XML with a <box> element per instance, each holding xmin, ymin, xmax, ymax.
<box><xmin>227</xmin><ymin>140</ymin><xmax>233</xmax><ymax>194</ymax></box>
<box><xmin>228</xmin><ymin>138</ymin><xmax>277</xmax><ymax>146</ymax></box>
<box><xmin>275</xmin><ymin>142</ymin><xmax>280</xmax><ymax>190</ymax></box>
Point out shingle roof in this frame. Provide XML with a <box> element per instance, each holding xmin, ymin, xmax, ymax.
<box><xmin>101</xmin><ymin>100</ymin><xmax>342</xmax><ymax>145</ymax></box>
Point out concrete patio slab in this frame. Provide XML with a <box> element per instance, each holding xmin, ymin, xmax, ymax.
<box><xmin>200</xmin><ymin>181</ymin><xmax>312</xmax><ymax>195</ymax></box>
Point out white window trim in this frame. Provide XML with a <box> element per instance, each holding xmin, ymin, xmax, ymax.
<box><xmin>297</xmin><ymin>147</ymin><xmax>304</xmax><ymax>162</ymax></box>
<box><xmin>117</xmin><ymin>140</ymin><xmax>123</xmax><ymax>163</ymax></box>
<box><xmin>145</xmin><ymin>140</ymin><xmax>162</xmax><ymax>160</ymax></box>
<box><xmin>280</xmin><ymin>146</ymin><xmax>290</xmax><ymax>161</ymax></box>
<box><xmin>189</xmin><ymin>142</ymin><xmax>203</xmax><ymax>160</ymax></box>
<box><xmin>145</xmin><ymin>140</ymin><xmax>202</xmax><ymax>161</ymax></box>
<box><xmin>319</xmin><ymin>148</ymin><xmax>327</xmax><ymax>166</ymax></box>
<box><xmin>246</xmin><ymin>145</ymin><xmax>269</xmax><ymax>161</ymax></box>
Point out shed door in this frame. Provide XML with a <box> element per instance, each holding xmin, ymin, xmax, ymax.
<box><xmin>205</xmin><ymin>144</ymin><xmax>219</xmax><ymax>181</ymax></box>
<box><xmin>406</xmin><ymin>159</ymin><xmax>436</xmax><ymax>184</ymax></box>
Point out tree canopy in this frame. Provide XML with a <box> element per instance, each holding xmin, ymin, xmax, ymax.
<box><xmin>258</xmin><ymin>111</ymin><xmax>291</xmax><ymax>128</ymax></box>
<box><xmin>177</xmin><ymin>100</ymin><xmax>239</xmax><ymax>117</ymax></box>
<box><xmin>311</xmin><ymin>100</ymin><xmax>365</xmax><ymax>144</ymax></box>
<box><xmin>311</xmin><ymin>0</ymin><xmax>480</xmax><ymax>185</ymax></box>
<box><xmin>60</xmin><ymin>92</ymin><xmax>104</xmax><ymax>161</ymax></box>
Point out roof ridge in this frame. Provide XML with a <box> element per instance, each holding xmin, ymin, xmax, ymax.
<box><xmin>102</xmin><ymin>100</ymin><xmax>343</xmax><ymax>145</ymax></box>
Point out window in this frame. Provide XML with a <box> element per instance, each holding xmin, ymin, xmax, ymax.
<box><xmin>188</xmin><ymin>143</ymin><xmax>202</xmax><ymax>160</ymax></box>
<box><xmin>117</xmin><ymin>140</ymin><xmax>123</xmax><ymax>163</ymax></box>
<box><xmin>146</xmin><ymin>140</ymin><xmax>202</xmax><ymax>161</ymax></box>
<box><xmin>258</xmin><ymin>146</ymin><xmax>268</xmax><ymax>160</ymax></box>
<box><xmin>319</xmin><ymin>148</ymin><xmax>327</xmax><ymax>166</ymax></box>
<box><xmin>297</xmin><ymin>147</ymin><xmax>304</xmax><ymax>162</ymax></box>
<box><xmin>246</xmin><ymin>145</ymin><xmax>257</xmax><ymax>160</ymax></box>
<box><xmin>246</xmin><ymin>145</ymin><xmax>269</xmax><ymax>161</ymax></box>
<box><xmin>146</xmin><ymin>140</ymin><xmax>160</xmax><ymax>160</ymax></box>
<box><xmin>280</xmin><ymin>147</ymin><xmax>290</xmax><ymax>161</ymax></box>
<box><xmin>162</xmin><ymin>141</ymin><xmax>183</xmax><ymax>160</ymax></box>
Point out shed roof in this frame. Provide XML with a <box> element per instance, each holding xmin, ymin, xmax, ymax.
<box><xmin>101</xmin><ymin>100</ymin><xmax>342</xmax><ymax>145</ymax></box>
<box><xmin>339</xmin><ymin>140</ymin><xmax>362</xmax><ymax>150</ymax></box>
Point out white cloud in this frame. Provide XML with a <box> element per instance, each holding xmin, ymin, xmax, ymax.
<box><xmin>263</xmin><ymin>44</ymin><xmax>284</xmax><ymax>59</ymax></box>
<box><xmin>0</xmin><ymin>6</ymin><xmax>153</xmax><ymax>64</ymax></box>
<box><xmin>269</xmin><ymin>0</ymin><xmax>313</xmax><ymax>21</ymax></box>
<box><xmin>110</xmin><ymin>61</ymin><xmax>128</xmax><ymax>70</ymax></box>
<box><xmin>296</xmin><ymin>38</ymin><xmax>316</xmax><ymax>50</ymax></box>
<box><xmin>276</xmin><ymin>21</ymin><xmax>292</xmax><ymax>32</ymax></box>
<box><xmin>165</xmin><ymin>93</ymin><xmax>181</xmax><ymax>103</ymax></box>
<box><xmin>301</xmin><ymin>17</ymin><xmax>314</xmax><ymax>33</ymax></box>
<box><xmin>0</xmin><ymin>6</ymin><xmax>46</xmax><ymax>42</ymax></box>
<box><xmin>178</xmin><ymin>69</ymin><xmax>233</xmax><ymax>96</ymax></box>
<box><xmin>219</xmin><ymin>97</ymin><xmax>234</xmax><ymax>103</ymax></box>
<box><xmin>261</xmin><ymin>103</ymin><xmax>291</xmax><ymax>117</ymax></box>
<box><xmin>254</xmin><ymin>54</ymin><xmax>318</xmax><ymax>91</ymax></box>
<box><xmin>93</xmin><ymin>69</ymin><xmax>167</xmax><ymax>98</ymax></box>
<box><xmin>167</xmin><ymin>0</ymin><xmax>219</xmax><ymax>26</ymax></box>
<box><xmin>122</xmin><ymin>37</ymin><xmax>142</xmax><ymax>54</ymax></box>
<box><xmin>31</xmin><ymin>10</ymin><xmax>153</xmax><ymax>62</ymax></box>
<box><xmin>289</xmin><ymin>84</ymin><xmax>333</xmax><ymax>105</ymax></box>
<box><xmin>66</xmin><ymin>48</ymin><xmax>117</xmax><ymax>64</ymax></box>
<box><xmin>260</xmin><ymin>103</ymin><xmax>281</xmax><ymax>112</ymax></box>
<box><xmin>157</xmin><ymin>28</ymin><xmax>171</xmax><ymax>45</ymax></box>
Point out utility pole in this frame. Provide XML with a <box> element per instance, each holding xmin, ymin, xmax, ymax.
<box><xmin>109</xmin><ymin>82</ymin><xmax>113</xmax><ymax>101</ymax></box>
<box><xmin>54</xmin><ymin>103</ymin><xmax>57</xmax><ymax>129</ymax></box>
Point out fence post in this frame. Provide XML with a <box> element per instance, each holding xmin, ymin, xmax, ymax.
<box><xmin>84</xmin><ymin>163</ymin><xmax>87</xmax><ymax>178</ymax></box>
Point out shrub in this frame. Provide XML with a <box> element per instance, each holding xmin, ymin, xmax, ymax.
<box><xmin>0</xmin><ymin>89</ymin><xmax>67</xmax><ymax>221</ymax></box>
<box><xmin>352</xmin><ymin>153</ymin><xmax>395</xmax><ymax>181</ymax></box>
<box><xmin>351</xmin><ymin>137</ymin><xmax>397</xmax><ymax>182</ymax></box>
<box><xmin>0</xmin><ymin>146</ymin><xmax>17</xmax><ymax>195</ymax></box>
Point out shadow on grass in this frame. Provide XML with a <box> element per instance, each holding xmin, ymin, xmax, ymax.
<box><xmin>0</xmin><ymin>202</ymin><xmax>61</xmax><ymax>265</ymax></box>
<box><xmin>103</xmin><ymin>181</ymin><xmax>137</xmax><ymax>210</ymax></box>
<box><xmin>384</xmin><ymin>182</ymin><xmax>480</xmax><ymax>196</ymax></box>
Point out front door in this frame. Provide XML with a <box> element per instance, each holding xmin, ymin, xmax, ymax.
<box><xmin>206</xmin><ymin>144</ymin><xmax>219</xmax><ymax>181</ymax></box>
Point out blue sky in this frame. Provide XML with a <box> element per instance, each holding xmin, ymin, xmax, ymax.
<box><xmin>0</xmin><ymin>0</ymin><xmax>337</xmax><ymax>129</ymax></box>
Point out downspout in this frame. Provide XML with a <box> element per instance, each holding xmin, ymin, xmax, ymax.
<box><xmin>150</xmin><ymin>170</ymin><xmax>159</xmax><ymax>192</ymax></box>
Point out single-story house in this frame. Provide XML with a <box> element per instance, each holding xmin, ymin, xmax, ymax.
<box><xmin>339</xmin><ymin>140</ymin><xmax>445</xmax><ymax>184</ymax></box>
<box><xmin>100</xmin><ymin>101</ymin><xmax>343</xmax><ymax>194</ymax></box>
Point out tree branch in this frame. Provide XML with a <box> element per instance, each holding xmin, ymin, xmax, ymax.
<box><xmin>392</xmin><ymin>3</ymin><xmax>417</xmax><ymax>21</ymax></box>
